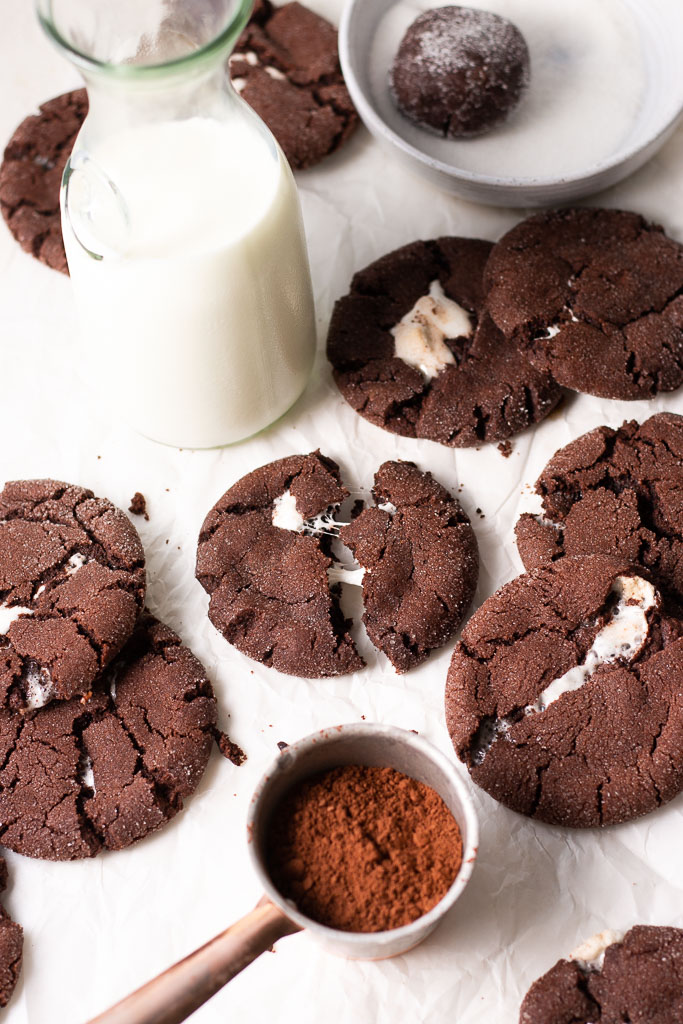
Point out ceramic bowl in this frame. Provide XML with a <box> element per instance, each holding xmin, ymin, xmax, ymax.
<box><xmin>339</xmin><ymin>0</ymin><xmax>683</xmax><ymax>206</ymax></box>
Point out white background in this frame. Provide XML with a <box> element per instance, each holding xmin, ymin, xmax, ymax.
<box><xmin>2</xmin><ymin>1</ymin><xmax>683</xmax><ymax>1021</ymax></box>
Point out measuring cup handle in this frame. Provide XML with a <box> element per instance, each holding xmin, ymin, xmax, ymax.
<box><xmin>85</xmin><ymin>897</ymin><xmax>301</xmax><ymax>1024</ymax></box>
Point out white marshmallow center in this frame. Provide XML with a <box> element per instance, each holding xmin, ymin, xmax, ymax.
<box><xmin>0</xmin><ymin>604</ymin><xmax>33</xmax><ymax>635</ymax></box>
<box><xmin>391</xmin><ymin>280</ymin><xmax>472</xmax><ymax>379</ymax></box>
<box><xmin>24</xmin><ymin>664</ymin><xmax>54</xmax><ymax>711</ymax></box>
<box><xmin>570</xmin><ymin>929</ymin><xmax>623</xmax><ymax>971</ymax></box>
<box><xmin>528</xmin><ymin>575</ymin><xmax>656</xmax><ymax>715</ymax></box>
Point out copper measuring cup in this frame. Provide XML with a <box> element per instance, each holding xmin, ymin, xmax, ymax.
<box><xmin>88</xmin><ymin>723</ymin><xmax>479</xmax><ymax>1024</ymax></box>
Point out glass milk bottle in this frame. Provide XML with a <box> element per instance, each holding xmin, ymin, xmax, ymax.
<box><xmin>37</xmin><ymin>0</ymin><xmax>316</xmax><ymax>448</ymax></box>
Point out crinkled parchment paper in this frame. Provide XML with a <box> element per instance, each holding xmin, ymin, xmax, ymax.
<box><xmin>1</xmin><ymin>1</ymin><xmax>682</xmax><ymax>1020</ymax></box>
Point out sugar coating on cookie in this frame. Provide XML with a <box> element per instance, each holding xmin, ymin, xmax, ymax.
<box><xmin>515</xmin><ymin>413</ymin><xmax>683</xmax><ymax>604</ymax></box>
<box><xmin>485</xmin><ymin>207</ymin><xmax>683</xmax><ymax>400</ymax></box>
<box><xmin>0</xmin><ymin>857</ymin><xmax>22</xmax><ymax>1009</ymax></box>
<box><xmin>340</xmin><ymin>460</ymin><xmax>478</xmax><ymax>672</ymax></box>
<box><xmin>228</xmin><ymin>0</ymin><xmax>357</xmax><ymax>170</ymax></box>
<box><xmin>0</xmin><ymin>89</ymin><xmax>87</xmax><ymax>273</ymax></box>
<box><xmin>0</xmin><ymin>615</ymin><xmax>216</xmax><ymax>861</ymax></box>
<box><xmin>197</xmin><ymin>453</ymin><xmax>478</xmax><ymax>676</ymax></box>
<box><xmin>390</xmin><ymin>6</ymin><xmax>530</xmax><ymax>138</ymax></box>
<box><xmin>519</xmin><ymin>926</ymin><xmax>683</xmax><ymax>1023</ymax></box>
<box><xmin>327</xmin><ymin>237</ymin><xmax>561</xmax><ymax>447</ymax></box>
<box><xmin>196</xmin><ymin>452</ymin><xmax>363</xmax><ymax>678</ymax></box>
<box><xmin>0</xmin><ymin>479</ymin><xmax>146</xmax><ymax>710</ymax></box>
<box><xmin>445</xmin><ymin>554</ymin><xmax>683</xmax><ymax>827</ymax></box>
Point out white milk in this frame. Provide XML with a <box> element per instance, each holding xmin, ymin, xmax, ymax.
<box><xmin>63</xmin><ymin>116</ymin><xmax>316</xmax><ymax>448</ymax></box>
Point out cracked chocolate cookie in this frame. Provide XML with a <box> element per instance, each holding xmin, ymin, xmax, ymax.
<box><xmin>340</xmin><ymin>460</ymin><xmax>478</xmax><ymax>672</ymax></box>
<box><xmin>196</xmin><ymin>452</ymin><xmax>363</xmax><ymax>678</ymax></box>
<box><xmin>445</xmin><ymin>554</ymin><xmax>683</xmax><ymax>827</ymax></box>
<box><xmin>515</xmin><ymin>413</ymin><xmax>683</xmax><ymax>606</ymax></box>
<box><xmin>0</xmin><ymin>858</ymin><xmax>22</xmax><ymax>1009</ymax></box>
<box><xmin>520</xmin><ymin>926</ymin><xmax>683</xmax><ymax>1024</ymax></box>
<box><xmin>390</xmin><ymin>7</ymin><xmax>530</xmax><ymax>138</ymax></box>
<box><xmin>229</xmin><ymin>0</ymin><xmax>357</xmax><ymax>170</ymax></box>
<box><xmin>326</xmin><ymin>237</ymin><xmax>561</xmax><ymax>447</ymax></box>
<box><xmin>485</xmin><ymin>207</ymin><xmax>683</xmax><ymax>400</ymax></box>
<box><xmin>0</xmin><ymin>479</ymin><xmax>145</xmax><ymax>710</ymax></box>
<box><xmin>196</xmin><ymin>453</ymin><xmax>478</xmax><ymax>676</ymax></box>
<box><xmin>0</xmin><ymin>89</ymin><xmax>87</xmax><ymax>273</ymax></box>
<box><xmin>0</xmin><ymin>614</ymin><xmax>216</xmax><ymax>861</ymax></box>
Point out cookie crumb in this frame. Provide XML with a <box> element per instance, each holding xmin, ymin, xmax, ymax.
<box><xmin>215</xmin><ymin>729</ymin><xmax>247</xmax><ymax>766</ymax></box>
<box><xmin>497</xmin><ymin>440</ymin><xmax>513</xmax><ymax>458</ymax></box>
<box><xmin>129</xmin><ymin>492</ymin><xmax>149</xmax><ymax>520</ymax></box>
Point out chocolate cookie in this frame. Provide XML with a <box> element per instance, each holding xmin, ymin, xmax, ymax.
<box><xmin>0</xmin><ymin>614</ymin><xmax>216</xmax><ymax>861</ymax></box>
<box><xmin>327</xmin><ymin>238</ymin><xmax>561</xmax><ymax>447</ymax></box>
<box><xmin>0</xmin><ymin>89</ymin><xmax>87</xmax><ymax>274</ymax></box>
<box><xmin>516</xmin><ymin>413</ymin><xmax>683</xmax><ymax>606</ymax></box>
<box><xmin>229</xmin><ymin>0</ymin><xmax>357</xmax><ymax>170</ymax></box>
<box><xmin>390</xmin><ymin>6</ymin><xmax>530</xmax><ymax>138</ymax></box>
<box><xmin>196</xmin><ymin>452</ymin><xmax>363</xmax><ymax>678</ymax></box>
<box><xmin>196</xmin><ymin>454</ymin><xmax>478</xmax><ymax>676</ymax></box>
<box><xmin>340</xmin><ymin>460</ymin><xmax>478</xmax><ymax>672</ymax></box>
<box><xmin>520</xmin><ymin>926</ymin><xmax>683</xmax><ymax>1024</ymax></box>
<box><xmin>0</xmin><ymin>858</ymin><xmax>22</xmax><ymax>1009</ymax></box>
<box><xmin>485</xmin><ymin>207</ymin><xmax>683</xmax><ymax>400</ymax></box>
<box><xmin>445</xmin><ymin>554</ymin><xmax>683</xmax><ymax>827</ymax></box>
<box><xmin>0</xmin><ymin>479</ymin><xmax>145</xmax><ymax>710</ymax></box>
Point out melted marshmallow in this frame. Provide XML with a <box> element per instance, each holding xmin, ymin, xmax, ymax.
<box><xmin>79</xmin><ymin>755</ymin><xmax>96</xmax><ymax>793</ymax></box>
<box><xmin>327</xmin><ymin>566</ymin><xmax>366</xmax><ymax>586</ymax></box>
<box><xmin>66</xmin><ymin>552</ymin><xmax>88</xmax><ymax>575</ymax></box>
<box><xmin>230</xmin><ymin>50</ymin><xmax>275</xmax><ymax>93</ymax></box>
<box><xmin>472</xmin><ymin>717</ymin><xmax>511</xmax><ymax>766</ymax></box>
<box><xmin>271</xmin><ymin>490</ymin><xmax>347</xmax><ymax>537</ymax></box>
<box><xmin>534</xmin><ymin>309</ymin><xmax>580</xmax><ymax>341</ymax></box>
<box><xmin>528</xmin><ymin>576</ymin><xmax>656</xmax><ymax>714</ymax></box>
<box><xmin>473</xmin><ymin>575</ymin><xmax>656</xmax><ymax>764</ymax></box>
<box><xmin>272</xmin><ymin>491</ymin><xmax>366</xmax><ymax>585</ymax></box>
<box><xmin>570</xmin><ymin>929</ymin><xmax>623</xmax><ymax>971</ymax></box>
<box><xmin>272</xmin><ymin>490</ymin><xmax>305</xmax><ymax>532</ymax></box>
<box><xmin>0</xmin><ymin>604</ymin><xmax>33</xmax><ymax>635</ymax></box>
<box><xmin>391</xmin><ymin>280</ymin><xmax>472</xmax><ymax>379</ymax></box>
<box><xmin>24</xmin><ymin>664</ymin><xmax>54</xmax><ymax>711</ymax></box>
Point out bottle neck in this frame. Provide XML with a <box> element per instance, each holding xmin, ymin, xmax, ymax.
<box><xmin>80</xmin><ymin>60</ymin><xmax>239</xmax><ymax>136</ymax></box>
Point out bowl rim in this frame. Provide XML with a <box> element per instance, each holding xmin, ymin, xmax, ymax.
<box><xmin>246</xmin><ymin>722</ymin><xmax>479</xmax><ymax>948</ymax></box>
<box><xmin>338</xmin><ymin>0</ymin><xmax>683</xmax><ymax>192</ymax></box>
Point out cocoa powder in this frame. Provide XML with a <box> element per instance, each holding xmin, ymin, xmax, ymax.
<box><xmin>266</xmin><ymin>764</ymin><xmax>463</xmax><ymax>933</ymax></box>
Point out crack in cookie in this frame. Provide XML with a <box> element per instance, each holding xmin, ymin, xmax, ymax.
<box><xmin>520</xmin><ymin>926</ymin><xmax>683</xmax><ymax>1024</ymax></box>
<box><xmin>515</xmin><ymin>413</ymin><xmax>683</xmax><ymax>605</ymax></box>
<box><xmin>0</xmin><ymin>615</ymin><xmax>216</xmax><ymax>861</ymax></box>
<box><xmin>0</xmin><ymin>479</ymin><xmax>145</xmax><ymax>709</ymax></box>
<box><xmin>327</xmin><ymin>237</ymin><xmax>561</xmax><ymax>447</ymax></box>
<box><xmin>445</xmin><ymin>554</ymin><xmax>683</xmax><ymax>827</ymax></box>
<box><xmin>197</xmin><ymin>453</ymin><xmax>478</xmax><ymax>676</ymax></box>
<box><xmin>485</xmin><ymin>208</ymin><xmax>683</xmax><ymax>400</ymax></box>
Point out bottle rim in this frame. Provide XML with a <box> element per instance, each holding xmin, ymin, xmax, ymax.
<box><xmin>36</xmin><ymin>0</ymin><xmax>253</xmax><ymax>80</ymax></box>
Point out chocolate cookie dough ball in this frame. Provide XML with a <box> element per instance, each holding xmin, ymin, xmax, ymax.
<box><xmin>390</xmin><ymin>6</ymin><xmax>530</xmax><ymax>138</ymax></box>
